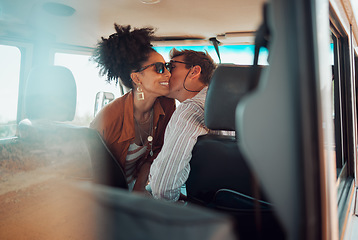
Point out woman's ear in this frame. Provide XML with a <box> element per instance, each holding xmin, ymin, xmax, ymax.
<box><xmin>130</xmin><ymin>72</ymin><xmax>141</xmax><ymax>86</ymax></box>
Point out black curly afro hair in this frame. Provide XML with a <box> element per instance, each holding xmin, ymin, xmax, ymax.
<box><xmin>91</xmin><ymin>24</ymin><xmax>156</xmax><ymax>89</ymax></box>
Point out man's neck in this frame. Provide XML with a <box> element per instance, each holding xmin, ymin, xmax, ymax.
<box><xmin>177</xmin><ymin>85</ymin><xmax>206</xmax><ymax>102</ymax></box>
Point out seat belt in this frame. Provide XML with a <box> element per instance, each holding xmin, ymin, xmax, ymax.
<box><xmin>209</xmin><ymin>37</ymin><xmax>222</xmax><ymax>64</ymax></box>
<box><xmin>250</xmin><ymin>3</ymin><xmax>270</xmax><ymax>91</ymax></box>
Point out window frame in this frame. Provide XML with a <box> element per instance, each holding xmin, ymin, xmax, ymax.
<box><xmin>0</xmin><ymin>39</ymin><xmax>33</xmax><ymax>139</ymax></box>
<box><xmin>329</xmin><ymin>17</ymin><xmax>356</xmax><ymax>237</ymax></box>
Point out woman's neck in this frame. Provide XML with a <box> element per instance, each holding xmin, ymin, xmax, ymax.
<box><xmin>133</xmin><ymin>93</ymin><xmax>156</xmax><ymax>123</ymax></box>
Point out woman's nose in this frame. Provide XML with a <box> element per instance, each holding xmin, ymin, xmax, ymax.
<box><xmin>165</xmin><ymin>68</ymin><xmax>171</xmax><ymax>77</ymax></box>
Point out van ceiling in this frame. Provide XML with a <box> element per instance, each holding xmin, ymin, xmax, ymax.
<box><xmin>0</xmin><ymin>0</ymin><xmax>266</xmax><ymax>48</ymax></box>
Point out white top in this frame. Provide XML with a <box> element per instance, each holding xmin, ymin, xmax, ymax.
<box><xmin>125</xmin><ymin>142</ymin><xmax>147</xmax><ymax>186</ymax></box>
<box><xmin>149</xmin><ymin>87</ymin><xmax>222</xmax><ymax>201</ymax></box>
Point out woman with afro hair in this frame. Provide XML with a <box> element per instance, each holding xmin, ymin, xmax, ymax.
<box><xmin>90</xmin><ymin>24</ymin><xmax>175</xmax><ymax>192</ymax></box>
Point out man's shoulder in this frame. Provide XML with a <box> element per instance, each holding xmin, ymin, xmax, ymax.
<box><xmin>170</xmin><ymin>97</ymin><xmax>205</xmax><ymax>125</ymax></box>
<box><xmin>179</xmin><ymin>94</ymin><xmax>206</xmax><ymax>112</ymax></box>
<box><xmin>182</xmin><ymin>87</ymin><xmax>207</xmax><ymax>105</ymax></box>
<box><xmin>176</xmin><ymin>98</ymin><xmax>203</xmax><ymax>112</ymax></box>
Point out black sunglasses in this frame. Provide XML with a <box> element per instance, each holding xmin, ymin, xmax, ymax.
<box><xmin>135</xmin><ymin>62</ymin><xmax>170</xmax><ymax>74</ymax></box>
<box><xmin>167</xmin><ymin>60</ymin><xmax>192</xmax><ymax>72</ymax></box>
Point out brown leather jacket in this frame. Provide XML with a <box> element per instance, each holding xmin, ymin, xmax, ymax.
<box><xmin>90</xmin><ymin>91</ymin><xmax>175</xmax><ymax>181</ymax></box>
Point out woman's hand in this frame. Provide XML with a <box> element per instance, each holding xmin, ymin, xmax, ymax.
<box><xmin>132</xmin><ymin>161</ymin><xmax>151</xmax><ymax>192</ymax></box>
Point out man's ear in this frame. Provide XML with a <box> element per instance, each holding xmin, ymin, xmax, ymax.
<box><xmin>190</xmin><ymin>65</ymin><xmax>201</xmax><ymax>79</ymax></box>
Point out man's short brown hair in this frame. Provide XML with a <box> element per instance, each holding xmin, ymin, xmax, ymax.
<box><xmin>169</xmin><ymin>48</ymin><xmax>217</xmax><ymax>85</ymax></box>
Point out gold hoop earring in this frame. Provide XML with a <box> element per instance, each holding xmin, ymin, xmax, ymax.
<box><xmin>137</xmin><ymin>86</ymin><xmax>145</xmax><ymax>101</ymax></box>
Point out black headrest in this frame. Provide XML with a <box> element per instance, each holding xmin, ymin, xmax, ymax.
<box><xmin>24</xmin><ymin>65</ymin><xmax>77</xmax><ymax>121</ymax></box>
<box><xmin>205</xmin><ymin>65</ymin><xmax>264</xmax><ymax>131</ymax></box>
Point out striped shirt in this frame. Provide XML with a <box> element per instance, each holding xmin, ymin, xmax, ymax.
<box><xmin>125</xmin><ymin>143</ymin><xmax>147</xmax><ymax>188</ymax></box>
<box><xmin>149</xmin><ymin>87</ymin><xmax>212</xmax><ymax>201</ymax></box>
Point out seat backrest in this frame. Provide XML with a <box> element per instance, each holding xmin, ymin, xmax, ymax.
<box><xmin>84</xmin><ymin>128</ymin><xmax>128</xmax><ymax>189</ymax></box>
<box><xmin>205</xmin><ymin>65</ymin><xmax>263</xmax><ymax>131</ymax></box>
<box><xmin>186</xmin><ymin>64</ymin><xmax>284</xmax><ymax>238</ymax></box>
<box><xmin>23</xmin><ymin>65</ymin><xmax>77</xmax><ymax>121</ymax></box>
<box><xmin>19</xmin><ymin>65</ymin><xmax>78</xmax><ymax>141</ymax></box>
<box><xmin>187</xmin><ymin>64</ymin><xmax>265</xmax><ymax>205</ymax></box>
<box><xmin>19</xmin><ymin>65</ymin><xmax>127</xmax><ymax>189</ymax></box>
<box><xmin>89</xmin><ymin>184</ymin><xmax>236</xmax><ymax>240</ymax></box>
